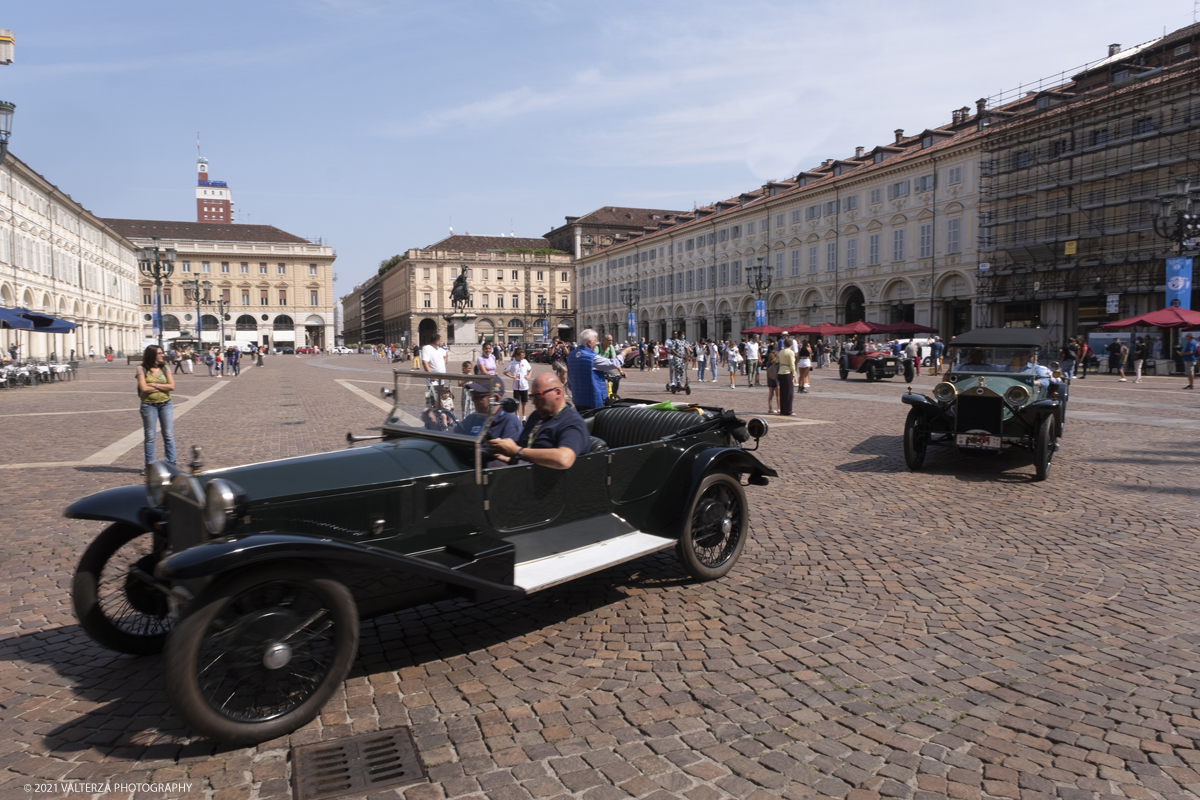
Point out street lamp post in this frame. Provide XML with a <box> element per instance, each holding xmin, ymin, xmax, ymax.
<box><xmin>136</xmin><ymin>237</ymin><xmax>177</xmax><ymax>351</ymax></box>
<box><xmin>181</xmin><ymin>277</ymin><xmax>212</xmax><ymax>349</ymax></box>
<box><xmin>214</xmin><ymin>299</ymin><xmax>230</xmax><ymax>349</ymax></box>
<box><xmin>620</xmin><ymin>281</ymin><xmax>639</xmax><ymax>345</ymax></box>
<box><xmin>749</xmin><ymin>257</ymin><xmax>772</xmax><ymax>328</ymax></box>
<box><xmin>1152</xmin><ymin>180</ymin><xmax>1200</xmax><ymax>255</ymax></box>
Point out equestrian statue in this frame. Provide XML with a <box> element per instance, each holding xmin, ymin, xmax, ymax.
<box><xmin>450</xmin><ymin>265</ymin><xmax>471</xmax><ymax>313</ymax></box>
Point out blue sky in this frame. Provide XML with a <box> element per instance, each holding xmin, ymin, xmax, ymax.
<box><xmin>3</xmin><ymin>0</ymin><xmax>1195</xmax><ymax>294</ymax></box>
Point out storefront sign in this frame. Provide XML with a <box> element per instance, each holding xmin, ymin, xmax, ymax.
<box><xmin>1106</xmin><ymin>294</ymin><xmax>1120</xmax><ymax>314</ymax></box>
<box><xmin>1064</xmin><ymin>241</ymin><xmax>1077</xmax><ymax>255</ymax></box>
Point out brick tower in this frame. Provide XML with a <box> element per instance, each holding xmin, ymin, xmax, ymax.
<box><xmin>195</xmin><ymin>156</ymin><xmax>233</xmax><ymax>223</ymax></box>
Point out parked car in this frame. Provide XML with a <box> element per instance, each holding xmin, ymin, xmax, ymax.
<box><xmin>296</xmin><ymin>346</ymin><xmax>315</xmax><ymax>354</ymax></box>
<box><xmin>899</xmin><ymin>328</ymin><xmax>1066</xmax><ymax>481</ymax></box>
<box><xmin>839</xmin><ymin>343</ymin><xmax>913</xmax><ymax>382</ymax></box>
<box><xmin>66</xmin><ymin>370</ymin><xmax>776</xmax><ymax>745</ymax></box>
<box><xmin>275</xmin><ymin>346</ymin><xmax>296</xmax><ymax>355</ymax></box>
<box><xmin>330</xmin><ymin>346</ymin><xmax>354</xmax><ymax>354</ymax></box>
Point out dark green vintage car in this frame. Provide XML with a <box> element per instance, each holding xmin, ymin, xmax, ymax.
<box><xmin>65</xmin><ymin>370</ymin><xmax>775</xmax><ymax>745</ymax></box>
<box><xmin>900</xmin><ymin>328</ymin><xmax>1068</xmax><ymax>481</ymax></box>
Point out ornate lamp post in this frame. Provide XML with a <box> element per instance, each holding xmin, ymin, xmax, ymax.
<box><xmin>214</xmin><ymin>298</ymin><xmax>230</xmax><ymax>350</ymax></box>
<box><xmin>1152</xmin><ymin>180</ymin><xmax>1200</xmax><ymax>255</ymax></box>
<box><xmin>136</xmin><ymin>237</ymin><xmax>177</xmax><ymax>350</ymax></box>
<box><xmin>749</xmin><ymin>256</ymin><xmax>772</xmax><ymax>328</ymax></box>
<box><xmin>181</xmin><ymin>277</ymin><xmax>212</xmax><ymax>348</ymax></box>
<box><xmin>620</xmin><ymin>281</ymin><xmax>639</xmax><ymax>344</ymax></box>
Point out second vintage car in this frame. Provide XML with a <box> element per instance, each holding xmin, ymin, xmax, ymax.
<box><xmin>66</xmin><ymin>370</ymin><xmax>776</xmax><ymax>745</ymax></box>
<box><xmin>839</xmin><ymin>341</ymin><xmax>914</xmax><ymax>382</ymax></box>
<box><xmin>899</xmin><ymin>328</ymin><xmax>1067</xmax><ymax>480</ymax></box>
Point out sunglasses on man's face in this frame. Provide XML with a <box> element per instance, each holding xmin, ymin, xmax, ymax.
<box><xmin>530</xmin><ymin>387</ymin><xmax>561</xmax><ymax>399</ymax></box>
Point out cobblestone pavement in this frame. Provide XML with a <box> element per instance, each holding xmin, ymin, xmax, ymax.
<box><xmin>1</xmin><ymin>354</ymin><xmax>1199</xmax><ymax>800</ymax></box>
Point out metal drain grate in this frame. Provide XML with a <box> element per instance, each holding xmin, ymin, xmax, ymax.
<box><xmin>292</xmin><ymin>726</ymin><xmax>427</xmax><ymax>800</ymax></box>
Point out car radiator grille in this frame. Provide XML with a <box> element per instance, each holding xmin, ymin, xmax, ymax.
<box><xmin>955</xmin><ymin>395</ymin><xmax>1003</xmax><ymax>433</ymax></box>
<box><xmin>166</xmin><ymin>491</ymin><xmax>207</xmax><ymax>552</ymax></box>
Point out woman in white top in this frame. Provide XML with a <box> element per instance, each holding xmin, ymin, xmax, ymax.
<box><xmin>504</xmin><ymin>348</ymin><xmax>533</xmax><ymax>420</ymax></box>
<box><xmin>796</xmin><ymin>338</ymin><xmax>813</xmax><ymax>393</ymax></box>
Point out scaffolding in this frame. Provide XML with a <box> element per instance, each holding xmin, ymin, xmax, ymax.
<box><xmin>976</xmin><ymin>56</ymin><xmax>1200</xmax><ymax>327</ymax></box>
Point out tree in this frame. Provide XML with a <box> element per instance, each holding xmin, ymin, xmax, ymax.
<box><xmin>378</xmin><ymin>254</ymin><xmax>404</xmax><ymax>275</ymax></box>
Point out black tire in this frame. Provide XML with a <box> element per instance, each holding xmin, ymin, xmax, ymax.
<box><xmin>72</xmin><ymin>522</ymin><xmax>171</xmax><ymax>655</ymax></box>
<box><xmin>1055</xmin><ymin>397</ymin><xmax>1067</xmax><ymax>438</ymax></box>
<box><xmin>903</xmin><ymin>362</ymin><xmax>915</xmax><ymax>383</ymax></box>
<box><xmin>164</xmin><ymin>564</ymin><xmax>358</xmax><ymax>745</ymax></box>
<box><xmin>676</xmin><ymin>473</ymin><xmax>748</xmax><ymax>581</ymax></box>
<box><xmin>1034</xmin><ymin>414</ymin><xmax>1056</xmax><ymax>482</ymax></box>
<box><xmin>839</xmin><ymin>366</ymin><xmax>849</xmax><ymax>380</ymax></box>
<box><xmin>922</xmin><ymin>356</ymin><xmax>933</xmax><ymax>367</ymax></box>
<box><xmin>684</xmin><ymin>384</ymin><xmax>691</xmax><ymax>395</ymax></box>
<box><xmin>903</xmin><ymin>408</ymin><xmax>928</xmax><ymax>470</ymax></box>
<box><xmin>864</xmin><ymin>364</ymin><xmax>877</xmax><ymax>382</ymax></box>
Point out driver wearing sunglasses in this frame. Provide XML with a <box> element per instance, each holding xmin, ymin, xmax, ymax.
<box><xmin>487</xmin><ymin>372</ymin><xmax>589</xmax><ymax>469</ymax></box>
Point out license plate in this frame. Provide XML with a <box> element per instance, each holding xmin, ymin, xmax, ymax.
<box><xmin>956</xmin><ymin>434</ymin><xmax>1001</xmax><ymax>450</ymax></box>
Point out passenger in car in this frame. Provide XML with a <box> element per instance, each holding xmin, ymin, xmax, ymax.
<box><xmin>487</xmin><ymin>373</ymin><xmax>589</xmax><ymax>469</ymax></box>
<box><xmin>454</xmin><ymin>382</ymin><xmax>521</xmax><ymax>446</ymax></box>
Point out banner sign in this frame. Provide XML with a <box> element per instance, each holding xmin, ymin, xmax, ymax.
<box><xmin>754</xmin><ymin>299</ymin><xmax>767</xmax><ymax>327</ymax></box>
<box><xmin>627</xmin><ymin>311</ymin><xmax>635</xmax><ymax>341</ymax></box>
<box><xmin>541</xmin><ymin>319</ymin><xmax>549</xmax><ymax>340</ymax></box>
<box><xmin>1166</xmin><ymin>257</ymin><xmax>1193</xmax><ymax>310</ymax></box>
<box><xmin>151</xmin><ymin>288</ymin><xmax>162</xmax><ymax>337</ymax></box>
<box><xmin>1106</xmin><ymin>294</ymin><xmax>1120</xmax><ymax>314</ymax></box>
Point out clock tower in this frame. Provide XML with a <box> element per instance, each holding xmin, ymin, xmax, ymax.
<box><xmin>195</xmin><ymin>156</ymin><xmax>234</xmax><ymax>224</ymax></box>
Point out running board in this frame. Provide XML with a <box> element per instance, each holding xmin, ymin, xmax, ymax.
<box><xmin>514</xmin><ymin>531</ymin><xmax>675</xmax><ymax>593</ymax></box>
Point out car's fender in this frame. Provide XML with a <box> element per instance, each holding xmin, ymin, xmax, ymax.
<box><xmin>644</xmin><ymin>444</ymin><xmax>776</xmax><ymax>537</ymax></box>
<box><xmin>64</xmin><ymin>485</ymin><xmax>160</xmax><ymax>531</ymax></box>
<box><xmin>901</xmin><ymin>393</ymin><xmax>934</xmax><ymax>408</ymax></box>
<box><xmin>1026</xmin><ymin>399</ymin><xmax>1059</xmax><ymax>414</ymax></box>
<box><xmin>156</xmin><ymin>532</ymin><xmax>525</xmax><ymax>603</ymax></box>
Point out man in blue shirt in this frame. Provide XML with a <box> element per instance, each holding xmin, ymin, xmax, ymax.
<box><xmin>488</xmin><ymin>373</ymin><xmax>589</xmax><ymax>469</ymax></box>
<box><xmin>566</xmin><ymin>329</ymin><xmax>633</xmax><ymax>412</ymax></box>
<box><xmin>1179</xmin><ymin>333</ymin><xmax>1197</xmax><ymax>390</ymax></box>
<box><xmin>930</xmin><ymin>336</ymin><xmax>945</xmax><ymax>375</ymax></box>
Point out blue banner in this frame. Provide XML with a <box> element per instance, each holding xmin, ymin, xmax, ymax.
<box><xmin>627</xmin><ymin>311</ymin><xmax>635</xmax><ymax>341</ymax></box>
<box><xmin>754</xmin><ymin>299</ymin><xmax>767</xmax><ymax>327</ymax></box>
<box><xmin>1167</xmin><ymin>256</ymin><xmax>1193</xmax><ymax>310</ymax></box>
<box><xmin>151</xmin><ymin>288</ymin><xmax>162</xmax><ymax>337</ymax></box>
<box><xmin>541</xmin><ymin>319</ymin><xmax>549</xmax><ymax>340</ymax></box>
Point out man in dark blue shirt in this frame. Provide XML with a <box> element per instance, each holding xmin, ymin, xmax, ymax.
<box><xmin>487</xmin><ymin>373</ymin><xmax>589</xmax><ymax>469</ymax></box>
<box><xmin>454</xmin><ymin>381</ymin><xmax>522</xmax><ymax>444</ymax></box>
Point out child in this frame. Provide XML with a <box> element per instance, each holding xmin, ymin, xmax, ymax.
<box><xmin>504</xmin><ymin>348</ymin><xmax>532</xmax><ymax>421</ymax></box>
<box><xmin>460</xmin><ymin>361</ymin><xmax>472</xmax><ymax>416</ymax></box>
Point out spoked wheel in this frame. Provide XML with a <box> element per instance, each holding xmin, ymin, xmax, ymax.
<box><xmin>164</xmin><ymin>564</ymin><xmax>358</xmax><ymax>745</ymax></box>
<box><xmin>1034</xmin><ymin>414</ymin><xmax>1057</xmax><ymax>482</ymax></box>
<box><xmin>676</xmin><ymin>473</ymin><xmax>748</xmax><ymax>581</ymax></box>
<box><xmin>73</xmin><ymin>523</ymin><xmax>172</xmax><ymax>654</ymax></box>
<box><xmin>903</xmin><ymin>408</ymin><xmax>928</xmax><ymax>470</ymax></box>
<box><xmin>864</xmin><ymin>364</ymin><xmax>877</xmax><ymax>382</ymax></box>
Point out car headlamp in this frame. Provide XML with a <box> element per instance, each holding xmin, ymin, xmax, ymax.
<box><xmin>145</xmin><ymin>460</ymin><xmax>179</xmax><ymax>508</ymax></box>
<box><xmin>1004</xmin><ymin>384</ymin><xmax>1032</xmax><ymax>405</ymax></box>
<box><xmin>932</xmin><ymin>381</ymin><xmax>958</xmax><ymax>403</ymax></box>
<box><xmin>203</xmin><ymin>478</ymin><xmax>239</xmax><ymax>536</ymax></box>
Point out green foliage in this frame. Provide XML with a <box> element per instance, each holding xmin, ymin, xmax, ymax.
<box><xmin>378</xmin><ymin>254</ymin><xmax>405</xmax><ymax>275</ymax></box>
<box><xmin>495</xmin><ymin>248</ymin><xmax>569</xmax><ymax>256</ymax></box>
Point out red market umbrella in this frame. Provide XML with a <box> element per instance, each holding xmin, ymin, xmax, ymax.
<box><xmin>828</xmin><ymin>320</ymin><xmax>880</xmax><ymax>335</ymax></box>
<box><xmin>1100</xmin><ymin>307</ymin><xmax>1200</xmax><ymax>330</ymax></box>
<box><xmin>740</xmin><ymin>324</ymin><xmax>788</xmax><ymax>336</ymax></box>
<box><xmin>874</xmin><ymin>321</ymin><xmax>939</xmax><ymax>335</ymax></box>
<box><xmin>784</xmin><ymin>324</ymin><xmax>820</xmax><ymax>335</ymax></box>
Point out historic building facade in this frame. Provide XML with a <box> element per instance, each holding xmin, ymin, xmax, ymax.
<box><xmin>0</xmin><ymin>154</ymin><xmax>141</xmax><ymax>360</ymax></box>
<box><xmin>544</xmin><ymin>206</ymin><xmax>684</xmax><ymax>258</ymax></box>
<box><xmin>343</xmin><ymin>235</ymin><xmax>576</xmax><ymax>347</ymax></box>
<box><xmin>575</xmin><ymin>124</ymin><xmax>986</xmax><ymax>343</ymax></box>
<box><xmin>109</xmin><ymin>219</ymin><xmax>336</xmax><ymax>350</ymax></box>
<box><xmin>976</xmin><ymin>25</ymin><xmax>1200</xmax><ymax>338</ymax></box>
<box><xmin>195</xmin><ymin>156</ymin><xmax>233</xmax><ymax>224</ymax></box>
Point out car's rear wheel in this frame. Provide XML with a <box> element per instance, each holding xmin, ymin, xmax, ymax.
<box><xmin>1034</xmin><ymin>414</ymin><xmax>1056</xmax><ymax>482</ymax></box>
<box><xmin>164</xmin><ymin>564</ymin><xmax>358</xmax><ymax>745</ymax></box>
<box><xmin>676</xmin><ymin>474</ymin><xmax>748</xmax><ymax>581</ymax></box>
<box><xmin>73</xmin><ymin>522</ymin><xmax>172</xmax><ymax>655</ymax></box>
<box><xmin>903</xmin><ymin>408</ymin><xmax>928</xmax><ymax>470</ymax></box>
<box><xmin>839</xmin><ymin>364</ymin><xmax>849</xmax><ymax>380</ymax></box>
<box><xmin>864</xmin><ymin>364</ymin><xmax>877</xmax><ymax>382</ymax></box>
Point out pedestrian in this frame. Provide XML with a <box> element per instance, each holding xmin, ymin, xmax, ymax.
<box><xmin>229</xmin><ymin>346</ymin><xmax>241</xmax><ymax>377</ymax></box>
<box><xmin>136</xmin><ymin>344</ymin><xmax>176</xmax><ymax>471</ymax></box>
<box><xmin>696</xmin><ymin>339</ymin><xmax>708</xmax><ymax>381</ymax></box>
<box><xmin>777</xmin><ymin>338</ymin><xmax>796</xmax><ymax>416</ymax></box>
<box><xmin>205</xmin><ymin>347</ymin><xmax>216</xmax><ymax>377</ymax></box>
<box><xmin>1177</xmin><ymin>333</ymin><xmax>1196</xmax><ymax>389</ymax></box>
<box><xmin>1117</xmin><ymin>340</ymin><xmax>1129</xmax><ymax>381</ymax></box>
<box><xmin>745</xmin><ymin>335</ymin><xmax>761</xmax><ymax>387</ymax></box>
<box><xmin>1106</xmin><ymin>338</ymin><xmax>1122</xmax><ymax>375</ymax></box>
<box><xmin>567</xmin><ymin>329</ymin><xmax>632</xmax><ymax>412</ymax></box>
<box><xmin>707</xmin><ymin>339</ymin><xmax>719</xmax><ymax>382</ymax></box>
<box><xmin>726</xmin><ymin>340</ymin><xmax>742</xmax><ymax>389</ymax></box>
<box><xmin>169</xmin><ymin>346</ymin><xmax>184</xmax><ymax>374</ymax></box>
<box><xmin>504</xmin><ymin>347</ymin><xmax>532</xmax><ymax>421</ymax></box>
<box><xmin>764</xmin><ymin>350</ymin><xmax>780</xmax><ymax>413</ymax></box>
<box><xmin>1077</xmin><ymin>337</ymin><xmax>1091</xmax><ymax>379</ymax></box>
<box><xmin>257</xmin><ymin>345</ymin><xmax>265</xmax><ymax>367</ymax></box>
<box><xmin>1060</xmin><ymin>339</ymin><xmax>1077</xmax><ymax>380</ymax></box>
<box><xmin>88</xmin><ymin>346</ymin><xmax>95</xmax><ymax>363</ymax></box>
<box><xmin>1133</xmin><ymin>336</ymin><xmax>1147</xmax><ymax>383</ymax></box>
<box><xmin>930</xmin><ymin>336</ymin><xmax>944</xmax><ymax>376</ymax></box>
<box><xmin>904</xmin><ymin>340</ymin><xmax>920</xmax><ymax>377</ymax></box>
<box><xmin>475</xmin><ymin>341</ymin><xmax>497</xmax><ymax>376</ymax></box>
<box><xmin>796</xmin><ymin>338</ymin><xmax>812</xmax><ymax>393</ymax></box>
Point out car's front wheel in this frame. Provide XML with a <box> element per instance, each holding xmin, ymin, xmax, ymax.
<box><xmin>676</xmin><ymin>474</ymin><xmax>748</xmax><ymax>581</ymax></box>
<box><xmin>73</xmin><ymin>522</ymin><xmax>172</xmax><ymax>655</ymax></box>
<box><xmin>164</xmin><ymin>564</ymin><xmax>358</xmax><ymax>745</ymax></box>
<box><xmin>903</xmin><ymin>361</ymin><xmax>915</xmax><ymax>383</ymax></box>
<box><xmin>839</xmin><ymin>363</ymin><xmax>849</xmax><ymax>380</ymax></box>
<box><xmin>1034</xmin><ymin>415</ymin><xmax>1057</xmax><ymax>481</ymax></box>
<box><xmin>903</xmin><ymin>408</ymin><xmax>928</xmax><ymax>470</ymax></box>
<box><xmin>864</xmin><ymin>364</ymin><xmax>877</xmax><ymax>382</ymax></box>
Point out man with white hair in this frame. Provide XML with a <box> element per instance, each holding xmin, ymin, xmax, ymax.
<box><xmin>567</xmin><ymin>329</ymin><xmax>633</xmax><ymax>412</ymax></box>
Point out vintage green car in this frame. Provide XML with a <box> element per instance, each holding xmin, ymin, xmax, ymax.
<box><xmin>65</xmin><ymin>370</ymin><xmax>775</xmax><ymax>745</ymax></box>
<box><xmin>899</xmin><ymin>328</ymin><xmax>1067</xmax><ymax>480</ymax></box>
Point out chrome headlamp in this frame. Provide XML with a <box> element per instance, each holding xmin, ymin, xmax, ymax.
<box><xmin>202</xmin><ymin>478</ymin><xmax>239</xmax><ymax>536</ymax></box>
<box><xmin>932</xmin><ymin>381</ymin><xmax>958</xmax><ymax>404</ymax></box>
<box><xmin>1004</xmin><ymin>384</ymin><xmax>1032</xmax><ymax>406</ymax></box>
<box><xmin>145</xmin><ymin>460</ymin><xmax>179</xmax><ymax>508</ymax></box>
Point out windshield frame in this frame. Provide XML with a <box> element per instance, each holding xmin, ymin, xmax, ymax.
<box><xmin>947</xmin><ymin>346</ymin><xmax>1042</xmax><ymax>377</ymax></box>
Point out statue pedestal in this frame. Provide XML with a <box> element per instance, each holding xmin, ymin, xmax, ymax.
<box><xmin>444</xmin><ymin>313</ymin><xmax>477</xmax><ymax>346</ymax></box>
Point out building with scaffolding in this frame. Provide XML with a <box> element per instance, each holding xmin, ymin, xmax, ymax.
<box><xmin>976</xmin><ymin>24</ymin><xmax>1200</xmax><ymax>341</ymax></box>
